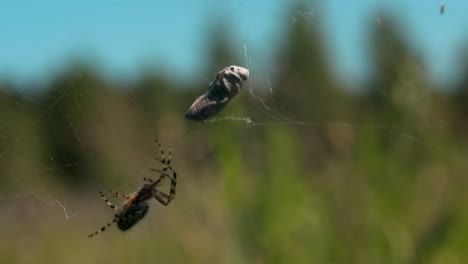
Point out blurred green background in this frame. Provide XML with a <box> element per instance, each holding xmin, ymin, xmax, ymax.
<box><xmin>1</xmin><ymin>2</ymin><xmax>468</xmax><ymax>264</ymax></box>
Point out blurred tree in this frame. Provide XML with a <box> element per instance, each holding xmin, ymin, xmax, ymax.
<box><xmin>274</xmin><ymin>3</ymin><xmax>351</xmax><ymax>120</ymax></box>
<box><xmin>133</xmin><ymin>73</ymin><xmax>178</xmax><ymax>123</ymax></box>
<box><xmin>40</xmin><ymin>62</ymin><xmax>108</xmax><ymax>187</ymax></box>
<box><xmin>273</xmin><ymin>3</ymin><xmax>354</xmax><ymax>167</ymax></box>
<box><xmin>200</xmin><ymin>21</ymin><xmax>259</xmax><ymax>263</ymax></box>
<box><xmin>204</xmin><ymin>22</ymin><xmax>243</xmax><ymax>75</ymax></box>
<box><xmin>0</xmin><ymin>85</ymin><xmax>21</xmax><ymax>188</ymax></box>
<box><xmin>206</xmin><ymin>23</ymin><xmax>247</xmax><ymax>204</ymax></box>
<box><xmin>452</xmin><ymin>42</ymin><xmax>468</xmax><ymax>138</ymax></box>
<box><xmin>0</xmin><ymin>84</ymin><xmax>16</xmax><ymax>151</ymax></box>
<box><xmin>365</xmin><ymin>12</ymin><xmax>425</xmax><ymax>126</ymax></box>
<box><xmin>360</xmin><ymin>12</ymin><xmax>439</xmax><ymax>157</ymax></box>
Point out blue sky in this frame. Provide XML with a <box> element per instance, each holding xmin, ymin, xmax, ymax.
<box><xmin>1</xmin><ymin>0</ymin><xmax>467</xmax><ymax>86</ymax></box>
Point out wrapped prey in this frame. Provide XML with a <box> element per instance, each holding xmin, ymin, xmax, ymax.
<box><xmin>185</xmin><ymin>65</ymin><xmax>249</xmax><ymax>121</ymax></box>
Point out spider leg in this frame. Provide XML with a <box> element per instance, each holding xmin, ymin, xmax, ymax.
<box><xmin>149</xmin><ymin>139</ymin><xmax>177</xmax><ymax>205</ymax></box>
<box><xmin>150</xmin><ymin>168</ymin><xmax>175</xmax><ymax>181</ymax></box>
<box><xmin>88</xmin><ymin>215</ymin><xmax>119</xmax><ymax>238</ymax></box>
<box><xmin>143</xmin><ymin>176</ymin><xmax>165</xmax><ymax>186</ymax></box>
<box><xmin>99</xmin><ymin>190</ymin><xmax>118</xmax><ymax>212</ymax></box>
<box><xmin>151</xmin><ymin>168</ymin><xmax>177</xmax><ymax>205</ymax></box>
<box><xmin>143</xmin><ymin>177</ymin><xmax>153</xmax><ymax>183</ymax></box>
<box><xmin>150</xmin><ymin>167</ymin><xmax>176</xmax><ymax>188</ymax></box>
<box><xmin>148</xmin><ymin>140</ymin><xmax>171</xmax><ymax>186</ymax></box>
<box><xmin>107</xmin><ymin>190</ymin><xmax>130</xmax><ymax>200</ymax></box>
<box><xmin>166</xmin><ymin>169</ymin><xmax>177</xmax><ymax>200</ymax></box>
<box><xmin>154</xmin><ymin>139</ymin><xmax>172</xmax><ymax>167</ymax></box>
<box><xmin>154</xmin><ymin>139</ymin><xmax>172</xmax><ymax>165</ymax></box>
<box><xmin>151</xmin><ymin>189</ymin><xmax>172</xmax><ymax>206</ymax></box>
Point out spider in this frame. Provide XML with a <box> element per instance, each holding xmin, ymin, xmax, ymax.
<box><xmin>88</xmin><ymin>139</ymin><xmax>177</xmax><ymax>238</ymax></box>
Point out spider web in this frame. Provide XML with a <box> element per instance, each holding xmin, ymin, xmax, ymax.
<box><xmin>0</xmin><ymin>1</ymin><xmax>465</xmax><ymax>263</ymax></box>
<box><xmin>0</xmin><ymin>3</ymin><xmax>305</xmax><ymax>225</ymax></box>
<box><xmin>202</xmin><ymin>41</ymin><xmax>445</xmax><ymax>155</ymax></box>
<box><xmin>0</xmin><ymin>0</ymin><xmax>452</xmax><ymax>221</ymax></box>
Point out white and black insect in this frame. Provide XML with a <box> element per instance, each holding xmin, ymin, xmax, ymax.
<box><xmin>185</xmin><ymin>65</ymin><xmax>249</xmax><ymax>121</ymax></box>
